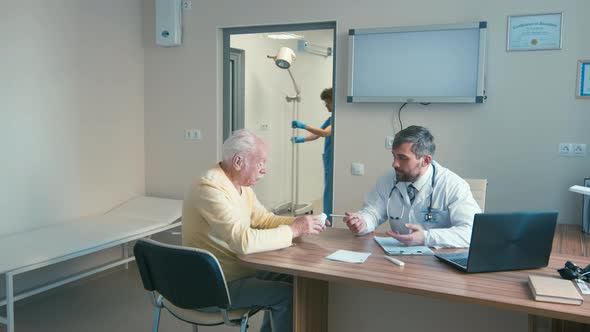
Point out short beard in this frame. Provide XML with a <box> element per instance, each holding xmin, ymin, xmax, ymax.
<box><xmin>396</xmin><ymin>172</ymin><xmax>419</xmax><ymax>183</ymax></box>
<box><xmin>395</xmin><ymin>165</ymin><xmax>421</xmax><ymax>183</ymax></box>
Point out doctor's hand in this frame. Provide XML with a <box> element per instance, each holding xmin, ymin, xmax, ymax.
<box><xmin>290</xmin><ymin>215</ymin><xmax>326</xmax><ymax>238</ymax></box>
<box><xmin>291</xmin><ymin>120</ymin><xmax>307</xmax><ymax>129</ymax></box>
<box><xmin>342</xmin><ymin>212</ymin><xmax>367</xmax><ymax>234</ymax></box>
<box><xmin>386</xmin><ymin>223</ymin><xmax>425</xmax><ymax>246</ymax></box>
<box><xmin>291</xmin><ymin>136</ymin><xmax>305</xmax><ymax>143</ymax></box>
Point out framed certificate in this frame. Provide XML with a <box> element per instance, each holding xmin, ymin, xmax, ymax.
<box><xmin>576</xmin><ymin>60</ymin><xmax>590</xmax><ymax>99</ymax></box>
<box><xmin>507</xmin><ymin>13</ymin><xmax>562</xmax><ymax>51</ymax></box>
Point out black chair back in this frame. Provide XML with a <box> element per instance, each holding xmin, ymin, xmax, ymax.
<box><xmin>134</xmin><ymin>239</ymin><xmax>231</xmax><ymax>310</ymax></box>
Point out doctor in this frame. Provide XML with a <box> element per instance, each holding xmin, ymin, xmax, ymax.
<box><xmin>343</xmin><ymin>125</ymin><xmax>481</xmax><ymax>248</ymax></box>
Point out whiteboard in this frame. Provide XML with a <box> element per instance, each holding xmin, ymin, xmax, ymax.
<box><xmin>347</xmin><ymin>22</ymin><xmax>487</xmax><ymax>103</ymax></box>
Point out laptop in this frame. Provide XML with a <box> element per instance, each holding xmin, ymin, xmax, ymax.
<box><xmin>435</xmin><ymin>211</ymin><xmax>558</xmax><ymax>273</ymax></box>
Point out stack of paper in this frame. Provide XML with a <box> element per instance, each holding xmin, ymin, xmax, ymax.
<box><xmin>325</xmin><ymin>250</ymin><xmax>371</xmax><ymax>263</ymax></box>
<box><xmin>528</xmin><ymin>275</ymin><xmax>584</xmax><ymax>305</ymax></box>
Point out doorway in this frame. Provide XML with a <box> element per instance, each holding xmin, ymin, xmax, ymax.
<box><xmin>223</xmin><ymin>22</ymin><xmax>336</xmax><ymax>218</ymax></box>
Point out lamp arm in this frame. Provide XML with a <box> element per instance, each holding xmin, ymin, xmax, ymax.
<box><xmin>287</xmin><ymin>67</ymin><xmax>301</xmax><ymax>96</ymax></box>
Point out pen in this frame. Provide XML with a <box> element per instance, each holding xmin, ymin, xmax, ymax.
<box><xmin>384</xmin><ymin>255</ymin><xmax>405</xmax><ymax>267</ymax></box>
<box><xmin>329</xmin><ymin>214</ymin><xmax>347</xmax><ymax>218</ymax></box>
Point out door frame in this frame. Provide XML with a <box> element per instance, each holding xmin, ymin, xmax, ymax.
<box><xmin>222</xmin><ymin>22</ymin><xmax>336</xmax><ymax>140</ymax></box>
<box><xmin>222</xmin><ymin>21</ymin><xmax>337</xmax><ymax>218</ymax></box>
<box><xmin>229</xmin><ymin>48</ymin><xmax>245</xmax><ymax>133</ymax></box>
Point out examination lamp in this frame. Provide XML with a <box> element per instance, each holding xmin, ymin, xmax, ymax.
<box><xmin>267</xmin><ymin>47</ymin><xmax>300</xmax><ymax>96</ymax></box>
<box><xmin>269</xmin><ymin>46</ymin><xmax>296</xmax><ymax>69</ymax></box>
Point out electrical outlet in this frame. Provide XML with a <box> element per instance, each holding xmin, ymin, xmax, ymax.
<box><xmin>185</xmin><ymin>129</ymin><xmax>201</xmax><ymax>140</ymax></box>
<box><xmin>182</xmin><ymin>0</ymin><xmax>192</xmax><ymax>10</ymax></box>
<box><xmin>572</xmin><ymin>143</ymin><xmax>587</xmax><ymax>157</ymax></box>
<box><xmin>559</xmin><ymin>143</ymin><xmax>572</xmax><ymax>156</ymax></box>
<box><xmin>385</xmin><ymin>136</ymin><xmax>394</xmax><ymax>149</ymax></box>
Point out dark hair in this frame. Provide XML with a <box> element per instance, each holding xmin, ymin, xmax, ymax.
<box><xmin>320</xmin><ymin>87</ymin><xmax>332</xmax><ymax>101</ymax></box>
<box><xmin>392</xmin><ymin>125</ymin><xmax>435</xmax><ymax>158</ymax></box>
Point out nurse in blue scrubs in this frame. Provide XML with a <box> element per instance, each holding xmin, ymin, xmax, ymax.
<box><xmin>290</xmin><ymin>87</ymin><xmax>333</xmax><ymax>219</ymax></box>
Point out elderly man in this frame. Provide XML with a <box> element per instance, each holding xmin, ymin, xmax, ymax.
<box><xmin>343</xmin><ymin>125</ymin><xmax>481</xmax><ymax>248</ymax></box>
<box><xmin>183</xmin><ymin>129</ymin><xmax>326</xmax><ymax>332</ymax></box>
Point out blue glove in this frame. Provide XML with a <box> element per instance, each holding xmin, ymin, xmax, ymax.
<box><xmin>292</xmin><ymin>120</ymin><xmax>307</xmax><ymax>129</ymax></box>
<box><xmin>291</xmin><ymin>136</ymin><xmax>305</xmax><ymax>143</ymax></box>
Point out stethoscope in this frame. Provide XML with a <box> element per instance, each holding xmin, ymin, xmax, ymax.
<box><xmin>386</xmin><ymin>163</ymin><xmax>436</xmax><ymax>222</ymax></box>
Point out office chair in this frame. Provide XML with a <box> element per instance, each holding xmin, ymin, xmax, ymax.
<box><xmin>133</xmin><ymin>239</ymin><xmax>260</xmax><ymax>332</ymax></box>
<box><xmin>465</xmin><ymin>178</ymin><xmax>488</xmax><ymax>212</ymax></box>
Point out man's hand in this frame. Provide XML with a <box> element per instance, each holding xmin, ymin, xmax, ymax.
<box><xmin>290</xmin><ymin>215</ymin><xmax>326</xmax><ymax>238</ymax></box>
<box><xmin>386</xmin><ymin>223</ymin><xmax>425</xmax><ymax>246</ymax></box>
<box><xmin>342</xmin><ymin>212</ymin><xmax>367</xmax><ymax>234</ymax></box>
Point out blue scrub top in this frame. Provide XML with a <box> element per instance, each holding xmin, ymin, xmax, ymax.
<box><xmin>321</xmin><ymin>116</ymin><xmax>333</xmax><ymax>216</ymax></box>
<box><xmin>321</xmin><ymin>116</ymin><xmax>332</xmax><ymax>165</ymax></box>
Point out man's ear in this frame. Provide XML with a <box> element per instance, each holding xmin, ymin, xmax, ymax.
<box><xmin>232</xmin><ymin>155</ymin><xmax>244</xmax><ymax>170</ymax></box>
<box><xmin>421</xmin><ymin>155</ymin><xmax>432</xmax><ymax>167</ymax></box>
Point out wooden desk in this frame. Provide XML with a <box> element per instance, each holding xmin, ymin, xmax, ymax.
<box><xmin>238</xmin><ymin>228</ymin><xmax>590</xmax><ymax>332</ymax></box>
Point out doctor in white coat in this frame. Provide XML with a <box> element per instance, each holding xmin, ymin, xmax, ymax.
<box><xmin>343</xmin><ymin>126</ymin><xmax>481</xmax><ymax>248</ymax></box>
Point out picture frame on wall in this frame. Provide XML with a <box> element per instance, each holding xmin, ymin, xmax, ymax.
<box><xmin>576</xmin><ymin>60</ymin><xmax>590</xmax><ymax>99</ymax></box>
<box><xmin>506</xmin><ymin>13</ymin><xmax>563</xmax><ymax>51</ymax></box>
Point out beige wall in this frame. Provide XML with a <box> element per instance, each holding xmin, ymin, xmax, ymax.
<box><xmin>144</xmin><ymin>0</ymin><xmax>590</xmax><ymax>224</ymax></box>
<box><xmin>0</xmin><ymin>1</ymin><xmax>145</xmax><ymax>231</ymax></box>
<box><xmin>143</xmin><ymin>1</ymin><xmax>588</xmax><ymax>331</ymax></box>
<box><xmin>1</xmin><ymin>0</ymin><xmax>585</xmax><ymax>329</ymax></box>
<box><xmin>0</xmin><ymin>0</ymin><xmax>145</xmax><ymax>297</ymax></box>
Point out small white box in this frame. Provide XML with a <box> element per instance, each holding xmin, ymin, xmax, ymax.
<box><xmin>155</xmin><ymin>0</ymin><xmax>182</xmax><ymax>47</ymax></box>
<box><xmin>351</xmin><ymin>163</ymin><xmax>365</xmax><ymax>176</ymax></box>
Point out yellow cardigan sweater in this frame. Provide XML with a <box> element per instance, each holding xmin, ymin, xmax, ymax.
<box><xmin>182</xmin><ymin>165</ymin><xmax>294</xmax><ymax>282</ymax></box>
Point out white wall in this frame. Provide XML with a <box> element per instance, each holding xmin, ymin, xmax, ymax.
<box><xmin>143</xmin><ymin>0</ymin><xmax>589</xmax><ymax>331</ymax></box>
<box><xmin>231</xmin><ymin>31</ymin><xmax>333</xmax><ymax>209</ymax></box>
<box><xmin>0</xmin><ymin>1</ymin><xmax>146</xmax><ymax>237</ymax></box>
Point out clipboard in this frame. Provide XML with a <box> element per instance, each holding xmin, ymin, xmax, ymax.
<box><xmin>374</xmin><ymin>236</ymin><xmax>434</xmax><ymax>255</ymax></box>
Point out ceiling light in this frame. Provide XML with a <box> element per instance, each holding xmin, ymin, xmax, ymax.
<box><xmin>267</xmin><ymin>33</ymin><xmax>303</xmax><ymax>40</ymax></box>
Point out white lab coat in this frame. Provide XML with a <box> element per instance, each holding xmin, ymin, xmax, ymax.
<box><xmin>359</xmin><ymin>161</ymin><xmax>481</xmax><ymax>248</ymax></box>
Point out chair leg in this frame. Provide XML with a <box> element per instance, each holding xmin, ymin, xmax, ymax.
<box><xmin>240</xmin><ymin>314</ymin><xmax>250</xmax><ymax>332</ymax></box>
<box><xmin>192</xmin><ymin>324</ymin><xmax>199</xmax><ymax>332</ymax></box>
<box><xmin>152</xmin><ymin>307</ymin><xmax>161</xmax><ymax>332</ymax></box>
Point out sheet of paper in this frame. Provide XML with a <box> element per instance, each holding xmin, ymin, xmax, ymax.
<box><xmin>374</xmin><ymin>236</ymin><xmax>434</xmax><ymax>255</ymax></box>
<box><xmin>576</xmin><ymin>279</ymin><xmax>590</xmax><ymax>295</ymax></box>
<box><xmin>325</xmin><ymin>250</ymin><xmax>371</xmax><ymax>263</ymax></box>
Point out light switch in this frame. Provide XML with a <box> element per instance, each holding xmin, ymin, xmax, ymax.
<box><xmin>351</xmin><ymin>163</ymin><xmax>365</xmax><ymax>176</ymax></box>
<box><xmin>385</xmin><ymin>136</ymin><xmax>394</xmax><ymax>149</ymax></box>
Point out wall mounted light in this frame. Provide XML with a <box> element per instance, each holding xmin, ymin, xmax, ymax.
<box><xmin>297</xmin><ymin>40</ymin><xmax>332</xmax><ymax>57</ymax></box>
